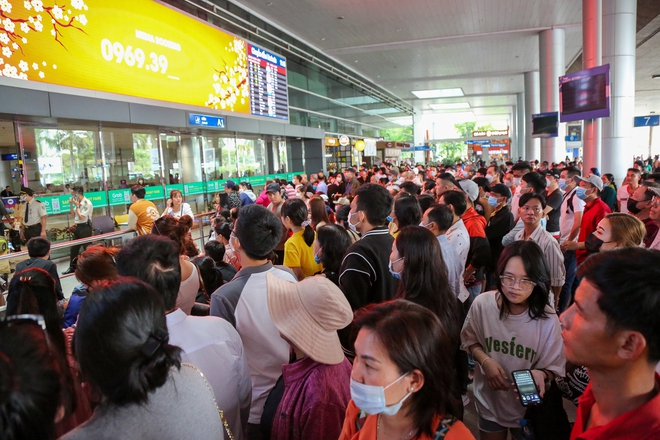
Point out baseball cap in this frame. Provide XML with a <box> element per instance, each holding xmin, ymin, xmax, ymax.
<box><xmin>490</xmin><ymin>183</ymin><xmax>512</xmax><ymax>199</ymax></box>
<box><xmin>458</xmin><ymin>179</ymin><xmax>479</xmax><ymax>202</ymax></box>
<box><xmin>224</xmin><ymin>180</ymin><xmax>237</xmax><ymax>190</ymax></box>
<box><xmin>574</xmin><ymin>174</ymin><xmax>603</xmax><ymax>191</ymax></box>
<box><xmin>266</xmin><ymin>273</ymin><xmax>353</xmax><ymax>365</ymax></box>
<box><xmin>266</xmin><ymin>183</ymin><xmax>281</xmax><ymax>194</ymax></box>
<box><xmin>543</xmin><ymin>169</ymin><xmax>561</xmax><ymax>179</ymax></box>
<box><xmin>335</xmin><ymin>197</ymin><xmax>351</xmax><ymax>206</ymax></box>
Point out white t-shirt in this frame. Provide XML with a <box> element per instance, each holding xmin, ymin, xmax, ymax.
<box><xmin>511</xmin><ymin>186</ymin><xmax>522</xmax><ymax>222</ymax></box>
<box><xmin>617</xmin><ymin>185</ymin><xmax>631</xmax><ymax>214</ymax></box>
<box><xmin>446</xmin><ymin>219</ymin><xmax>470</xmax><ymax>302</ymax></box>
<box><xmin>460</xmin><ymin>291</ymin><xmax>566</xmax><ymax>428</ymax></box>
<box><xmin>559</xmin><ymin>187</ymin><xmax>586</xmax><ymax>244</ymax></box>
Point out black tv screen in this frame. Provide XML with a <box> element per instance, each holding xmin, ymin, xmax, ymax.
<box><xmin>559</xmin><ymin>64</ymin><xmax>610</xmax><ymax>123</ymax></box>
<box><xmin>531</xmin><ymin>112</ymin><xmax>558</xmax><ymax>138</ymax></box>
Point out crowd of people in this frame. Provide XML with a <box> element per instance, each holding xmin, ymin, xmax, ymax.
<box><xmin>2</xmin><ymin>157</ymin><xmax>660</xmax><ymax>440</ymax></box>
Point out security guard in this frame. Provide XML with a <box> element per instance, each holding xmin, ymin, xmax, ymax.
<box><xmin>20</xmin><ymin>187</ymin><xmax>47</xmax><ymax>241</ymax></box>
<box><xmin>63</xmin><ymin>186</ymin><xmax>93</xmax><ymax>274</ymax></box>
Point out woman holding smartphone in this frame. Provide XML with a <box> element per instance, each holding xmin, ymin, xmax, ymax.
<box><xmin>460</xmin><ymin>241</ymin><xmax>565</xmax><ymax>440</ymax></box>
<box><xmin>162</xmin><ymin>189</ymin><xmax>194</xmax><ymax>221</ymax></box>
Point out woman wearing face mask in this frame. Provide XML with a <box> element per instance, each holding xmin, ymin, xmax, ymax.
<box><xmin>339</xmin><ymin>300</ymin><xmax>474</xmax><ymax>440</ymax></box>
<box><xmin>461</xmin><ymin>241</ymin><xmax>565</xmax><ymax>440</ymax></box>
<box><xmin>390</xmin><ymin>226</ymin><xmax>466</xmax><ymax>417</ymax></box>
<box><xmin>390</xmin><ymin>193</ymin><xmax>422</xmax><ymax>238</ymax></box>
<box><xmin>213</xmin><ymin>222</ymin><xmax>241</xmax><ymax>270</ymax></box>
<box><xmin>599</xmin><ymin>174</ymin><xmax>617</xmax><ymax>212</ymax></box>
<box><xmin>315</xmin><ymin>224</ymin><xmax>352</xmax><ymax>286</ymax></box>
<box><xmin>584</xmin><ymin>212</ymin><xmax>646</xmax><ymax>254</ymax></box>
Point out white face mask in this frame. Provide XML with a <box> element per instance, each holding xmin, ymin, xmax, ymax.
<box><xmin>350</xmin><ymin>373</ymin><xmax>411</xmax><ymax>416</ymax></box>
<box><xmin>348</xmin><ymin>211</ymin><xmax>361</xmax><ymax>232</ymax></box>
<box><xmin>485</xmin><ymin>174</ymin><xmax>494</xmax><ymax>183</ymax></box>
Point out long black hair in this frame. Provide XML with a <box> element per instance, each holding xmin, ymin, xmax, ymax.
<box><xmin>603</xmin><ymin>173</ymin><xmax>617</xmax><ymax>191</ymax></box>
<box><xmin>394</xmin><ymin>193</ymin><xmax>421</xmax><ymax>232</ymax></box>
<box><xmin>496</xmin><ymin>241</ymin><xmax>551</xmax><ymax>320</ymax></box>
<box><xmin>394</xmin><ymin>226</ymin><xmax>462</xmax><ymax>346</ymax></box>
<box><xmin>281</xmin><ymin>198</ymin><xmax>314</xmax><ymax>246</ymax></box>
<box><xmin>316</xmin><ymin>224</ymin><xmax>352</xmax><ymax>274</ymax></box>
<box><xmin>11</xmin><ymin>268</ymin><xmax>78</xmax><ymax>418</ymax></box>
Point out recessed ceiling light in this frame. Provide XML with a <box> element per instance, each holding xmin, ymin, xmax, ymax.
<box><xmin>267</xmin><ymin>2</ymin><xmax>273</xmax><ymax>5</ymax></box>
<box><xmin>396</xmin><ymin>28</ymin><xmax>401</xmax><ymax>32</ymax></box>
<box><xmin>354</xmin><ymin>60</ymin><xmax>358</xmax><ymax>63</ymax></box>
<box><xmin>653</xmin><ymin>75</ymin><xmax>660</xmax><ymax>79</ymax></box>
<box><xmin>321</xmin><ymin>37</ymin><xmax>326</xmax><ymax>41</ymax></box>
<box><xmin>337</xmin><ymin>16</ymin><xmax>344</xmax><ymax>19</ymax></box>
<box><xmin>429</xmin><ymin>102</ymin><xmax>471</xmax><ymax>110</ymax></box>
<box><xmin>411</xmin><ymin>88</ymin><xmax>464</xmax><ymax>99</ymax></box>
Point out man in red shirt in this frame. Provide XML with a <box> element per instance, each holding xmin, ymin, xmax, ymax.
<box><xmin>561</xmin><ymin>174</ymin><xmax>611</xmax><ymax>266</ymax></box>
<box><xmin>560</xmin><ymin>248</ymin><xmax>660</xmax><ymax>440</ymax></box>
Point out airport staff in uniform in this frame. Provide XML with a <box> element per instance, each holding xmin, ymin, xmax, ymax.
<box><xmin>20</xmin><ymin>187</ymin><xmax>47</xmax><ymax>242</ymax></box>
<box><xmin>63</xmin><ymin>186</ymin><xmax>94</xmax><ymax>275</ymax></box>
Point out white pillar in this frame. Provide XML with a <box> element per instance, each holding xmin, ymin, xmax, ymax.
<box><xmin>524</xmin><ymin>71</ymin><xmax>541</xmax><ymax>161</ymax></box>
<box><xmin>539</xmin><ymin>29</ymin><xmax>566</xmax><ymax>164</ymax></box>
<box><xmin>582</xmin><ymin>0</ymin><xmax>602</xmax><ymax>174</ymax></box>
<box><xmin>412</xmin><ymin>106</ymin><xmax>426</xmax><ymax>163</ymax></box>
<box><xmin>516</xmin><ymin>93</ymin><xmax>525</xmax><ymax>161</ymax></box>
<box><xmin>602</xmin><ymin>0</ymin><xmax>636</xmax><ymax>183</ymax></box>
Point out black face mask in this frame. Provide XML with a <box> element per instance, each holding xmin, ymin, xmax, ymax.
<box><xmin>585</xmin><ymin>233</ymin><xmax>604</xmax><ymax>253</ymax></box>
<box><xmin>627</xmin><ymin>199</ymin><xmax>643</xmax><ymax>215</ymax></box>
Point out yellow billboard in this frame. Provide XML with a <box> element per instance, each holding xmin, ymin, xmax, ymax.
<box><xmin>0</xmin><ymin>0</ymin><xmax>270</xmax><ymax>115</ymax></box>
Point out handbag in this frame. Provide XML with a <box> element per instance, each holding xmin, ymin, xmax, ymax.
<box><xmin>524</xmin><ymin>380</ymin><xmax>571</xmax><ymax>440</ymax></box>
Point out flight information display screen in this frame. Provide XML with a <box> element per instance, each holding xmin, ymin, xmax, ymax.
<box><xmin>247</xmin><ymin>44</ymin><xmax>289</xmax><ymax>120</ymax></box>
<box><xmin>1</xmin><ymin>0</ymin><xmax>289</xmax><ymax>120</ymax></box>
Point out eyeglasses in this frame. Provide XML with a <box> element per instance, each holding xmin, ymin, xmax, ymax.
<box><xmin>499</xmin><ymin>275</ymin><xmax>537</xmax><ymax>290</ymax></box>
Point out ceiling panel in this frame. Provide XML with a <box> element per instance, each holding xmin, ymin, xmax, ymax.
<box><xmin>232</xmin><ymin>0</ymin><xmax>659</xmax><ymax>122</ymax></box>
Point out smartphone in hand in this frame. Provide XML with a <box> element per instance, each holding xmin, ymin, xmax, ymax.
<box><xmin>512</xmin><ymin>369</ymin><xmax>542</xmax><ymax>406</ymax></box>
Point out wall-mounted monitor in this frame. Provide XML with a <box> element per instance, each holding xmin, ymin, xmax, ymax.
<box><xmin>559</xmin><ymin>64</ymin><xmax>610</xmax><ymax>123</ymax></box>
<box><xmin>531</xmin><ymin>112</ymin><xmax>559</xmax><ymax>138</ymax></box>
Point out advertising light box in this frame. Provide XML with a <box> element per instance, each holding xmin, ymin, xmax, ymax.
<box><xmin>1</xmin><ymin>0</ymin><xmax>288</xmax><ymax>119</ymax></box>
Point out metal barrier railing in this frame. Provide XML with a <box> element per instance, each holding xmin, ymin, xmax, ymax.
<box><xmin>0</xmin><ymin>229</ymin><xmax>138</xmax><ymax>281</ymax></box>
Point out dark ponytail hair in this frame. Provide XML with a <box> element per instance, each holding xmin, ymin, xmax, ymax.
<box><xmin>603</xmin><ymin>173</ymin><xmax>617</xmax><ymax>191</ymax></box>
<box><xmin>74</xmin><ymin>277</ymin><xmax>182</xmax><ymax>407</ymax></box>
<box><xmin>281</xmin><ymin>199</ymin><xmax>314</xmax><ymax>247</ymax></box>
<box><xmin>11</xmin><ymin>268</ymin><xmax>78</xmax><ymax>417</ymax></box>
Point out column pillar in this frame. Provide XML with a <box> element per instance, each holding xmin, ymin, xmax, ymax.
<box><xmin>602</xmin><ymin>0</ymin><xmax>636</xmax><ymax>183</ymax></box>
<box><xmin>516</xmin><ymin>93</ymin><xmax>525</xmax><ymax>160</ymax></box>
<box><xmin>582</xmin><ymin>0</ymin><xmax>602</xmax><ymax>173</ymax></box>
<box><xmin>524</xmin><ymin>71</ymin><xmax>540</xmax><ymax>161</ymax></box>
<box><xmin>539</xmin><ymin>29</ymin><xmax>566</xmax><ymax>164</ymax></box>
<box><xmin>412</xmin><ymin>106</ymin><xmax>426</xmax><ymax>163</ymax></box>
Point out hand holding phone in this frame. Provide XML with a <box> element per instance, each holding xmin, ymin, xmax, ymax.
<box><xmin>512</xmin><ymin>369</ymin><xmax>543</xmax><ymax>406</ymax></box>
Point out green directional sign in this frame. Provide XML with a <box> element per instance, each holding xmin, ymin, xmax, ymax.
<box><xmin>109</xmin><ymin>189</ymin><xmax>131</xmax><ymax>206</ymax></box>
<box><xmin>144</xmin><ymin>186</ymin><xmax>165</xmax><ymax>201</ymax></box>
<box><xmin>184</xmin><ymin>181</ymin><xmax>205</xmax><ymax>195</ymax></box>
<box><xmin>165</xmin><ymin>184</ymin><xmax>184</xmax><ymax>195</ymax></box>
<box><xmin>249</xmin><ymin>176</ymin><xmax>266</xmax><ymax>186</ymax></box>
<box><xmin>86</xmin><ymin>191</ymin><xmax>108</xmax><ymax>208</ymax></box>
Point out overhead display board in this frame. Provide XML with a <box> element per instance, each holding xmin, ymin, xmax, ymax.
<box><xmin>1</xmin><ymin>0</ymin><xmax>288</xmax><ymax>120</ymax></box>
